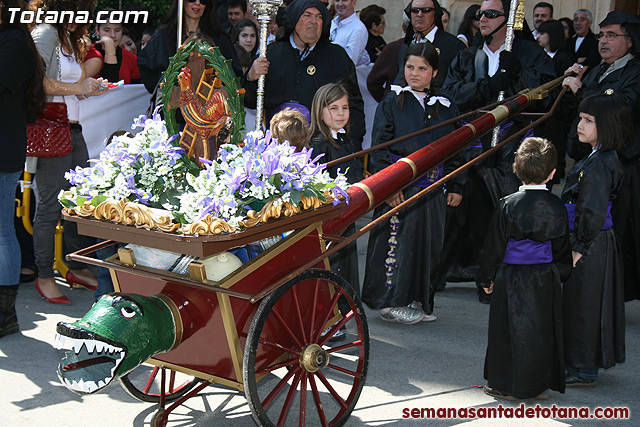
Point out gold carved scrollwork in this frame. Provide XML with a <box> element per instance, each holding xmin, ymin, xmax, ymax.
<box><xmin>63</xmin><ymin>192</ymin><xmax>338</xmax><ymax>236</ymax></box>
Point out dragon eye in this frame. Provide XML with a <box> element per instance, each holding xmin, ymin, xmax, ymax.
<box><xmin>121</xmin><ymin>307</ymin><xmax>136</xmax><ymax>319</ymax></box>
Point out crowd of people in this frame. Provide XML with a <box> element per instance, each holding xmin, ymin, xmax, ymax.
<box><xmin>1</xmin><ymin>0</ymin><xmax>639</xmax><ymax>406</ymax></box>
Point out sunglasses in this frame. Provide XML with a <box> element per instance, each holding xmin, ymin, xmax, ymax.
<box><xmin>186</xmin><ymin>0</ymin><xmax>210</xmax><ymax>5</ymax></box>
<box><xmin>475</xmin><ymin>9</ymin><xmax>505</xmax><ymax>20</ymax></box>
<box><xmin>411</xmin><ymin>7</ymin><xmax>435</xmax><ymax>15</ymax></box>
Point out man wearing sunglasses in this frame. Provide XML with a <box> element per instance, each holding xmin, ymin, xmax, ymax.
<box><xmin>562</xmin><ymin>11</ymin><xmax>640</xmax><ymax>305</ymax></box>
<box><xmin>366</xmin><ymin>0</ymin><xmax>464</xmax><ymax>102</ymax></box>
<box><xmin>438</xmin><ymin>0</ymin><xmax>554</xmax><ymax>305</ymax></box>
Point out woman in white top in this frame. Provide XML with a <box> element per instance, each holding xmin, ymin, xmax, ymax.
<box><xmin>456</xmin><ymin>4</ymin><xmax>481</xmax><ymax>47</ymax></box>
<box><xmin>30</xmin><ymin>0</ymin><xmax>106</xmax><ymax>304</ymax></box>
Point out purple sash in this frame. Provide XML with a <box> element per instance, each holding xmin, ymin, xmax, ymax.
<box><xmin>391</xmin><ymin>153</ymin><xmax>443</xmax><ymax>187</ymax></box>
<box><xmin>565</xmin><ymin>201</ymin><xmax>613</xmax><ymax>232</ymax></box>
<box><xmin>502</xmin><ymin>238</ymin><xmax>553</xmax><ymax>265</ymax></box>
<box><xmin>461</xmin><ymin>119</ymin><xmax>534</xmax><ymax>149</ymax></box>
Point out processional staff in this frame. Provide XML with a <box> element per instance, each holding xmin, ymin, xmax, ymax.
<box><xmin>490</xmin><ymin>0</ymin><xmax>525</xmax><ymax>147</ymax></box>
<box><xmin>249</xmin><ymin>0</ymin><xmax>284</xmax><ymax>131</ymax></box>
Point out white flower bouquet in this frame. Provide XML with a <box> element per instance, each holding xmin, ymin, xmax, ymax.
<box><xmin>59</xmin><ymin>111</ymin><xmax>350</xmax><ymax>232</ymax></box>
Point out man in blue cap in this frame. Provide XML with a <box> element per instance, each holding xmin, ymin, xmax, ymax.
<box><xmin>563</xmin><ymin>10</ymin><xmax>640</xmax><ymax>303</ymax></box>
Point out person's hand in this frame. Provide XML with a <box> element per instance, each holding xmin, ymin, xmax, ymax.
<box><xmin>247</xmin><ymin>57</ymin><xmax>269</xmax><ymax>81</ymax></box>
<box><xmin>96</xmin><ymin>35</ymin><xmax>116</xmax><ymax>53</ymax></box>
<box><xmin>78</xmin><ymin>77</ymin><xmax>101</xmax><ymax>96</ymax></box>
<box><xmin>571</xmin><ymin>250</ymin><xmax>582</xmax><ymax>267</ymax></box>
<box><xmin>498</xmin><ymin>50</ymin><xmax>522</xmax><ymax>79</ymax></box>
<box><xmin>447</xmin><ymin>192</ymin><xmax>462</xmax><ymax>207</ymax></box>
<box><xmin>386</xmin><ymin>191</ymin><xmax>404</xmax><ymax>208</ymax></box>
<box><xmin>488</xmin><ymin>72</ymin><xmax>510</xmax><ymax>95</ymax></box>
<box><xmin>483</xmin><ymin>282</ymin><xmax>494</xmax><ymax>294</ymax></box>
<box><xmin>564</xmin><ymin>63</ymin><xmax>583</xmax><ymax>76</ymax></box>
<box><xmin>562</xmin><ymin>76</ymin><xmax>582</xmax><ymax>95</ymax></box>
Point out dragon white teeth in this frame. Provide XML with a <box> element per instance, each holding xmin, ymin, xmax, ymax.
<box><xmin>73</xmin><ymin>339</ymin><xmax>83</xmax><ymax>354</ymax></box>
<box><xmin>94</xmin><ymin>341</ymin><xmax>104</xmax><ymax>353</ymax></box>
<box><xmin>85</xmin><ymin>340</ymin><xmax>96</xmax><ymax>353</ymax></box>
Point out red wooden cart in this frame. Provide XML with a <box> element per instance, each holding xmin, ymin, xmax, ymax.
<box><xmin>65</xmin><ymin>202</ymin><xmax>369</xmax><ymax>427</ymax></box>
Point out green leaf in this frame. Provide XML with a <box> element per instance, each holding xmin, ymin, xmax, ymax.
<box><xmin>290</xmin><ymin>190</ymin><xmax>301</xmax><ymax>207</ymax></box>
<box><xmin>59</xmin><ymin>198</ymin><xmax>76</xmax><ymax>209</ymax></box>
<box><xmin>77</xmin><ymin>196</ymin><xmax>87</xmax><ymax>206</ymax></box>
<box><xmin>91</xmin><ymin>195</ymin><xmax>108</xmax><ymax>206</ymax></box>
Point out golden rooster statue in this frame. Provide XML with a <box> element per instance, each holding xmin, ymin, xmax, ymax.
<box><xmin>177</xmin><ymin>66</ymin><xmax>231</xmax><ymax>165</ymax></box>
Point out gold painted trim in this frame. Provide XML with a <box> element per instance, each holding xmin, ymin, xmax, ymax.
<box><xmin>463</xmin><ymin>123</ymin><xmax>477</xmax><ymax>138</ymax></box>
<box><xmin>217</xmin><ymin>293</ymin><xmax>244</xmax><ymax>383</ymax></box>
<box><xmin>220</xmin><ymin>223</ymin><xmax>318</xmax><ymax>289</ymax></box>
<box><xmin>352</xmin><ymin>183</ymin><xmax>374</xmax><ymax>211</ymax></box>
<box><xmin>156</xmin><ymin>294</ymin><xmax>183</xmax><ymax>351</ymax></box>
<box><xmin>63</xmin><ymin>193</ymin><xmax>337</xmax><ymax>236</ymax></box>
<box><xmin>146</xmin><ymin>359</ymin><xmax>244</xmax><ymax>391</ymax></box>
<box><xmin>490</xmin><ymin>105</ymin><xmax>511</xmax><ymax>123</ymax></box>
<box><xmin>398</xmin><ymin>158</ymin><xmax>418</xmax><ymax>179</ymax></box>
<box><xmin>110</xmin><ymin>268</ymin><xmax>121</xmax><ymax>292</ymax></box>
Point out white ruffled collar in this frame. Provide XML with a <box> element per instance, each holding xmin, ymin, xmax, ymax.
<box><xmin>331</xmin><ymin>128</ymin><xmax>347</xmax><ymax>139</ymax></box>
<box><xmin>389</xmin><ymin>85</ymin><xmax>451</xmax><ymax>107</ymax></box>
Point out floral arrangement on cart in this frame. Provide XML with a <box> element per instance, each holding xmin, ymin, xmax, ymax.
<box><xmin>58</xmin><ymin>109</ymin><xmax>349</xmax><ymax>235</ymax></box>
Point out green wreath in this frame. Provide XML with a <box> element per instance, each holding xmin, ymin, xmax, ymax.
<box><xmin>160</xmin><ymin>40</ymin><xmax>246</xmax><ymax>147</ymax></box>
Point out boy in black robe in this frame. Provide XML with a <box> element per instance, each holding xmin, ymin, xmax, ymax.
<box><xmin>480</xmin><ymin>137</ymin><xmax>572</xmax><ymax>400</ymax></box>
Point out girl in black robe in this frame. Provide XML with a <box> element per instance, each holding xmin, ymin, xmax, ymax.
<box><xmin>361</xmin><ymin>43</ymin><xmax>462</xmax><ymax>324</ymax></box>
<box><xmin>480</xmin><ymin>138</ymin><xmax>572</xmax><ymax>399</ymax></box>
<box><xmin>310</xmin><ymin>83</ymin><xmax>364</xmax><ymax>297</ymax></box>
<box><xmin>561</xmin><ymin>94</ymin><xmax>628</xmax><ymax>386</ymax></box>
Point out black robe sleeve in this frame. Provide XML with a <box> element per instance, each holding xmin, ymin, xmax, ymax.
<box><xmin>479</xmin><ymin>198</ymin><xmax>509</xmax><ymax>286</ymax></box>
<box><xmin>562</xmin><ymin>151</ymin><xmax>624</xmax><ymax>255</ymax></box>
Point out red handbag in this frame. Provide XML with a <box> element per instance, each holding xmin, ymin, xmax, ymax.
<box><xmin>26</xmin><ymin>102</ymin><xmax>73</xmax><ymax>158</ymax></box>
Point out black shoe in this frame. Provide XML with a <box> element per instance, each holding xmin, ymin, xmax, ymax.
<box><xmin>19</xmin><ymin>267</ymin><xmax>37</xmax><ymax>283</ymax></box>
<box><xmin>478</xmin><ymin>291</ymin><xmax>492</xmax><ymax>304</ymax></box>
<box><xmin>483</xmin><ymin>385</ymin><xmax>516</xmax><ymax>401</ymax></box>
<box><xmin>0</xmin><ymin>285</ymin><xmax>19</xmax><ymax>338</ymax></box>
<box><xmin>565</xmin><ymin>373</ymin><xmax>596</xmax><ymax>388</ymax></box>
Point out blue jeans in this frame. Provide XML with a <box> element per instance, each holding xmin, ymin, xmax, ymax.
<box><xmin>566</xmin><ymin>366</ymin><xmax>599</xmax><ymax>381</ymax></box>
<box><xmin>0</xmin><ymin>171</ymin><xmax>22</xmax><ymax>286</ymax></box>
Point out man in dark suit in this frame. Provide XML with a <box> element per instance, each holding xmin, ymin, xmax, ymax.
<box><xmin>366</xmin><ymin>0</ymin><xmax>465</xmax><ymax>102</ymax></box>
<box><xmin>566</xmin><ymin>9</ymin><xmax>600</xmax><ymax>73</ymax></box>
<box><xmin>563</xmin><ymin>11</ymin><xmax>640</xmax><ymax>302</ymax></box>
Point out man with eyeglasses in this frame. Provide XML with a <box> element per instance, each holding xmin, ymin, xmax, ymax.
<box><xmin>562</xmin><ymin>11</ymin><xmax>640</xmax><ymax>304</ymax></box>
<box><xmin>243</xmin><ymin>0</ymin><xmax>364</xmax><ymax>143</ymax></box>
<box><xmin>567</xmin><ymin>9</ymin><xmax>600</xmax><ymax>74</ymax></box>
<box><xmin>438</xmin><ymin>0</ymin><xmax>554</xmax><ymax>304</ymax></box>
<box><xmin>366</xmin><ymin>0</ymin><xmax>464</xmax><ymax>102</ymax></box>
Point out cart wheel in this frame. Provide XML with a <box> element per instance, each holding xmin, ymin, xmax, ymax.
<box><xmin>244</xmin><ymin>269</ymin><xmax>369</xmax><ymax>427</ymax></box>
<box><xmin>152</xmin><ymin>409</ymin><xmax>167</xmax><ymax>427</ymax></box>
<box><xmin>120</xmin><ymin>364</ymin><xmax>201</xmax><ymax>403</ymax></box>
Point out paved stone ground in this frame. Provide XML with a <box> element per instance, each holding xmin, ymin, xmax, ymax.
<box><xmin>1</xmin><ymin>217</ymin><xmax>638</xmax><ymax>426</ymax></box>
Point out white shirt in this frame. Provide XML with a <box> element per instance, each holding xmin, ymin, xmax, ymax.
<box><xmin>289</xmin><ymin>34</ymin><xmax>317</xmax><ymax>60</ymax></box>
<box><xmin>483</xmin><ymin>43</ymin><xmax>506</xmax><ymax>77</ymax></box>
<box><xmin>330</xmin><ymin>13</ymin><xmax>369</xmax><ymax>65</ymax></box>
<box><xmin>574</xmin><ymin>36</ymin><xmax>585</xmax><ymax>52</ymax></box>
<box><xmin>55</xmin><ymin>46</ymin><xmax>82</xmax><ymax>121</ymax></box>
<box><xmin>414</xmin><ymin>25</ymin><xmax>438</xmax><ymax>44</ymax></box>
<box><xmin>519</xmin><ymin>184</ymin><xmax>549</xmax><ymax>191</ymax></box>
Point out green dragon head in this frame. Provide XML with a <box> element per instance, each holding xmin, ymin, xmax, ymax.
<box><xmin>54</xmin><ymin>293</ymin><xmax>177</xmax><ymax>394</ymax></box>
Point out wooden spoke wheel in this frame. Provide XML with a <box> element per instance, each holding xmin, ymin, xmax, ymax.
<box><xmin>120</xmin><ymin>364</ymin><xmax>201</xmax><ymax>403</ymax></box>
<box><xmin>243</xmin><ymin>269</ymin><xmax>369</xmax><ymax>426</ymax></box>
